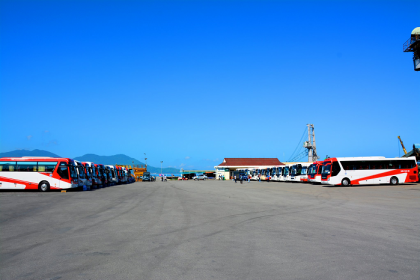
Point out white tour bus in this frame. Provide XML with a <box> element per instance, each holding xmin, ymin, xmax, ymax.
<box><xmin>301</xmin><ymin>162</ymin><xmax>313</xmax><ymax>182</ymax></box>
<box><xmin>284</xmin><ymin>164</ymin><xmax>293</xmax><ymax>181</ymax></box>
<box><xmin>106</xmin><ymin>165</ymin><xmax>118</xmax><ymax>185</ymax></box>
<box><xmin>321</xmin><ymin>156</ymin><xmax>418</xmax><ymax>186</ymax></box>
<box><xmin>288</xmin><ymin>163</ymin><xmax>311</xmax><ymax>182</ymax></box>
<box><xmin>0</xmin><ymin>157</ymin><xmax>79</xmax><ymax>191</ymax></box>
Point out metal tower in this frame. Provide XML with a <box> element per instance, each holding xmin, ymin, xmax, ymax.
<box><xmin>303</xmin><ymin>124</ymin><xmax>318</xmax><ymax>162</ymax></box>
<box><xmin>403</xmin><ymin>27</ymin><xmax>420</xmax><ymax>71</ymax></box>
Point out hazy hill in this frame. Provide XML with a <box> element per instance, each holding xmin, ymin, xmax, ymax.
<box><xmin>0</xmin><ymin>149</ymin><xmax>60</xmax><ymax>158</ymax></box>
<box><xmin>74</xmin><ymin>153</ymin><xmax>144</xmax><ymax>166</ymax></box>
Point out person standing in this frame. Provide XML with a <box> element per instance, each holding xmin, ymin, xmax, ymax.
<box><xmin>234</xmin><ymin>175</ymin><xmax>237</xmax><ymax>183</ymax></box>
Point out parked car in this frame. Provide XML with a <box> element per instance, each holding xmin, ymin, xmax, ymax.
<box><xmin>142</xmin><ymin>172</ymin><xmax>151</xmax><ymax>181</ymax></box>
<box><xmin>193</xmin><ymin>175</ymin><xmax>208</xmax><ymax>181</ymax></box>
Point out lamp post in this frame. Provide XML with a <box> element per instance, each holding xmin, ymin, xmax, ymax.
<box><xmin>160</xmin><ymin>161</ymin><xmax>163</xmax><ymax>176</ymax></box>
<box><xmin>144</xmin><ymin>153</ymin><xmax>147</xmax><ymax>167</ymax></box>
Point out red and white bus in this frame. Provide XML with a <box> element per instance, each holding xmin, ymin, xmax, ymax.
<box><xmin>321</xmin><ymin>156</ymin><xmax>418</xmax><ymax>186</ymax></box>
<box><xmin>307</xmin><ymin>161</ymin><xmax>324</xmax><ymax>184</ymax></box>
<box><xmin>0</xmin><ymin>157</ymin><xmax>79</xmax><ymax>191</ymax></box>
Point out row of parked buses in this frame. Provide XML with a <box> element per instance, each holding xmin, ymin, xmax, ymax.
<box><xmin>241</xmin><ymin>156</ymin><xmax>418</xmax><ymax>186</ymax></box>
<box><xmin>0</xmin><ymin>157</ymin><xmax>135</xmax><ymax>192</ymax></box>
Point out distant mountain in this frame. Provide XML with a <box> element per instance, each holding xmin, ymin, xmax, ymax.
<box><xmin>0</xmin><ymin>149</ymin><xmax>60</xmax><ymax>158</ymax></box>
<box><xmin>74</xmin><ymin>153</ymin><xmax>145</xmax><ymax>166</ymax></box>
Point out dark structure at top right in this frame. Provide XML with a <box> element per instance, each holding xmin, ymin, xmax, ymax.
<box><xmin>403</xmin><ymin>27</ymin><xmax>420</xmax><ymax>71</ymax></box>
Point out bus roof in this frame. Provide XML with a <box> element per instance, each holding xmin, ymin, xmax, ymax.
<box><xmin>335</xmin><ymin>156</ymin><xmax>416</xmax><ymax>161</ymax></box>
<box><xmin>0</xmin><ymin>157</ymin><xmax>72</xmax><ymax>162</ymax></box>
<box><xmin>333</xmin><ymin>156</ymin><xmax>387</xmax><ymax>161</ymax></box>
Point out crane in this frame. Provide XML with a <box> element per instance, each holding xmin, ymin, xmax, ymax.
<box><xmin>398</xmin><ymin>136</ymin><xmax>408</xmax><ymax>155</ymax></box>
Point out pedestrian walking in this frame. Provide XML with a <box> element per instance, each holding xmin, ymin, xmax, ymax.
<box><xmin>234</xmin><ymin>175</ymin><xmax>237</xmax><ymax>183</ymax></box>
<box><xmin>248</xmin><ymin>175</ymin><xmax>250</xmax><ymax>183</ymax></box>
<box><xmin>240</xmin><ymin>176</ymin><xmax>243</xmax><ymax>184</ymax></box>
<box><xmin>258</xmin><ymin>174</ymin><xmax>261</xmax><ymax>182</ymax></box>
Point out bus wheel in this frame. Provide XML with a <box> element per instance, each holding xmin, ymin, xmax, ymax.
<box><xmin>341</xmin><ymin>178</ymin><xmax>350</xmax><ymax>186</ymax></box>
<box><xmin>38</xmin><ymin>181</ymin><xmax>50</xmax><ymax>192</ymax></box>
<box><xmin>390</xmin><ymin>177</ymin><xmax>399</xmax><ymax>185</ymax></box>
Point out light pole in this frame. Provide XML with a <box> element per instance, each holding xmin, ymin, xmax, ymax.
<box><xmin>144</xmin><ymin>153</ymin><xmax>147</xmax><ymax>167</ymax></box>
<box><xmin>160</xmin><ymin>161</ymin><xmax>163</xmax><ymax>175</ymax></box>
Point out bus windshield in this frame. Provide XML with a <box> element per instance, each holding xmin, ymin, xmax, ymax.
<box><xmin>322</xmin><ymin>164</ymin><xmax>331</xmax><ymax>175</ymax></box>
<box><xmin>284</xmin><ymin>167</ymin><xmax>289</xmax><ymax>176</ymax></box>
<box><xmin>85</xmin><ymin>166</ymin><xmax>91</xmax><ymax>177</ymax></box>
<box><xmin>301</xmin><ymin>167</ymin><xmax>307</xmax><ymax>175</ymax></box>
<box><xmin>78</xmin><ymin>166</ymin><xmax>85</xmax><ymax>178</ymax></box>
<box><xmin>308</xmin><ymin>164</ymin><xmax>316</xmax><ymax>175</ymax></box>
<box><xmin>291</xmin><ymin>166</ymin><xmax>297</xmax><ymax>176</ymax></box>
<box><xmin>70</xmin><ymin>165</ymin><xmax>78</xmax><ymax>179</ymax></box>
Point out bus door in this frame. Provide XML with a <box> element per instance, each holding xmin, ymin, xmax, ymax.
<box><xmin>56</xmin><ymin>162</ymin><xmax>71</xmax><ymax>189</ymax></box>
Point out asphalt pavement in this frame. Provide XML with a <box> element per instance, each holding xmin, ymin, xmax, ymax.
<box><xmin>1</xmin><ymin>180</ymin><xmax>419</xmax><ymax>280</ymax></box>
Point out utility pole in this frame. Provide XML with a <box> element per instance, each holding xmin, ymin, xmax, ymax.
<box><xmin>160</xmin><ymin>161</ymin><xmax>163</xmax><ymax>175</ymax></box>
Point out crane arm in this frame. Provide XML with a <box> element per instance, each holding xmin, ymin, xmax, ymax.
<box><xmin>398</xmin><ymin>136</ymin><xmax>408</xmax><ymax>155</ymax></box>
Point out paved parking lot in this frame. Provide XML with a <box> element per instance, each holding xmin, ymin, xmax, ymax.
<box><xmin>1</xmin><ymin>180</ymin><xmax>419</xmax><ymax>280</ymax></box>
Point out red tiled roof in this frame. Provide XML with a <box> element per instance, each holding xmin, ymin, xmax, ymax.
<box><xmin>217</xmin><ymin>158</ymin><xmax>284</xmax><ymax>167</ymax></box>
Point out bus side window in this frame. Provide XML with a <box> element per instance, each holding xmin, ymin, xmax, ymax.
<box><xmin>38</xmin><ymin>162</ymin><xmax>57</xmax><ymax>172</ymax></box>
<box><xmin>16</xmin><ymin>162</ymin><xmax>37</xmax><ymax>172</ymax></box>
<box><xmin>0</xmin><ymin>162</ymin><xmax>16</xmax><ymax>172</ymax></box>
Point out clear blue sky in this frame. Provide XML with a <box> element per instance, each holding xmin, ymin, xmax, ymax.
<box><xmin>1</xmin><ymin>0</ymin><xmax>419</xmax><ymax>169</ymax></box>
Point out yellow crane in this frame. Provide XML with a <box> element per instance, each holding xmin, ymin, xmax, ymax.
<box><xmin>398</xmin><ymin>136</ymin><xmax>408</xmax><ymax>155</ymax></box>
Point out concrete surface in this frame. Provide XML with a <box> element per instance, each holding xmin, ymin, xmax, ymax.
<box><xmin>0</xmin><ymin>180</ymin><xmax>419</xmax><ymax>280</ymax></box>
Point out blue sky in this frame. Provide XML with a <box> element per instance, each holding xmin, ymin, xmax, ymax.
<box><xmin>1</xmin><ymin>0</ymin><xmax>419</xmax><ymax>169</ymax></box>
